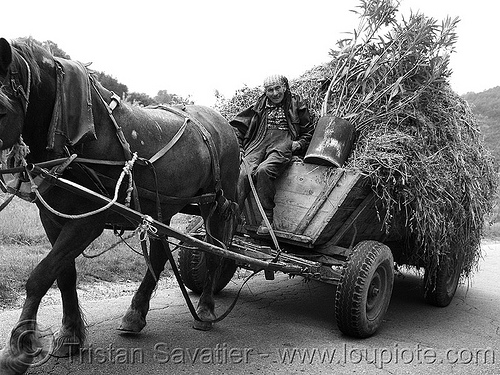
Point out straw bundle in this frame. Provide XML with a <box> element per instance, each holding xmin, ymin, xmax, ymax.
<box><xmin>216</xmin><ymin>0</ymin><xmax>497</xmax><ymax>278</ymax></box>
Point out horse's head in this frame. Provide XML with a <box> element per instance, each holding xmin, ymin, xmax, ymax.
<box><xmin>0</xmin><ymin>38</ymin><xmax>31</xmax><ymax>150</ymax></box>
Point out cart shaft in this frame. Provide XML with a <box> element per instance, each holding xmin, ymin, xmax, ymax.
<box><xmin>41</xmin><ymin>172</ymin><xmax>305</xmax><ymax>273</ymax></box>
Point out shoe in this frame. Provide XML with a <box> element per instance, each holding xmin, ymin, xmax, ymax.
<box><xmin>256</xmin><ymin>220</ymin><xmax>273</xmax><ymax>235</ymax></box>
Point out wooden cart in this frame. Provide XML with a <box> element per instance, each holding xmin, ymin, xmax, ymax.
<box><xmin>24</xmin><ymin>157</ymin><xmax>461</xmax><ymax>339</ymax></box>
<box><xmin>178</xmin><ymin>159</ymin><xmax>463</xmax><ymax>338</ymax></box>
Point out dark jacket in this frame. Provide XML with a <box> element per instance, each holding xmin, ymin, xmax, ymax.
<box><xmin>230</xmin><ymin>91</ymin><xmax>314</xmax><ymax>154</ymax></box>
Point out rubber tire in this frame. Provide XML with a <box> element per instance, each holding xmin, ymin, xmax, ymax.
<box><xmin>178</xmin><ymin>248</ymin><xmax>237</xmax><ymax>295</ymax></box>
<box><xmin>424</xmin><ymin>255</ymin><xmax>461</xmax><ymax>307</ymax></box>
<box><xmin>335</xmin><ymin>240</ymin><xmax>394</xmax><ymax>338</ymax></box>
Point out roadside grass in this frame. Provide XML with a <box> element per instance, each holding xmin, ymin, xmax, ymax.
<box><xmin>0</xmin><ymin>195</ymin><xmax>193</xmax><ymax>309</ymax></box>
<box><xmin>0</xmin><ymin>195</ymin><xmax>46</xmax><ymax>245</ymax></box>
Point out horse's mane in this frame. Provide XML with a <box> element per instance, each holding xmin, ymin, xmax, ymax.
<box><xmin>0</xmin><ymin>38</ymin><xmax>48</xmax><ymax>110</ymax></box>
<box><xmin>11</xmin><ymin>37</ymin><xmax>45</xmax><ymax>85</ymax></box>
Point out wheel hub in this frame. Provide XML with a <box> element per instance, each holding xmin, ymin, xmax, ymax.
<box><xmin>370</xmin><ymin>286</ymin><xmax>380</xmax><ymax>297</ymax></box>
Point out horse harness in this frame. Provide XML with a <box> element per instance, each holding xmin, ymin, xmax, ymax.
<box><xmin>1</xmin><ymin>67</ymin><xmax>227</xmax><ymax>221</ymax></box>
<box><xmin>85</xmin><ymin>77</ymin><xmax>240</xmax><ymax>324</ymax></box>
<box><xmin>0</xmin><ymin>51</ymin><xmax>243</xmax><ymax>326</ymax></box>
<box><xmin>88</xmin><ymin>75</ymin><xmax>224</xmax><ymax>223</ymax></box>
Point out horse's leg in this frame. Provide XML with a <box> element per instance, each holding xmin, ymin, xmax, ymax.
<box><xmin>119</xmin><ymin>237</ymin><xmax>168</xmax><ymax>333</ymax></box>
<box><xmin>193</xmin><ymin>201</ymin><xmax>236</xmax><ymax>331</ymax></box>
<box><xmin>38</xmin><ymin>211</ymin><xmax>90</xmax><ymax>358</ymax></box>
<box><xmin>0</xmin><ymin>214</ymin><xmax>104</xmax><ymax>374</ymax></box>
<box><xmin>51</xmin><ymin>260</ymin><xmax>86</xmax><ymax>357</ymax></box>
<box><xmin>194</xmin><ymin>138</ymin><xmax>239</xmax><ymax>331</ymax></box>
<box><xmin>193</xmin><ymin>251</ymin><xmax>222</xmax><ymax>330</ymax></box>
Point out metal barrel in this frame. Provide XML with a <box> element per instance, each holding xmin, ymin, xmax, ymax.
<box><xmin>304</xmin><ymin>115</ymin><xmax>355</xmax><ymax>167</ymax></box>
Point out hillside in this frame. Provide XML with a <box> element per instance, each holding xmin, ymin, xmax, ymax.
<box><xmin>463</xmin><ymin>86</ymin><xmax>500</xmax><ymax>164</ymax></box>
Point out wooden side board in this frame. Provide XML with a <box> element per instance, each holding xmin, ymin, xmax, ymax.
<box><xmin>242</xmin><ymin>160</ymin><xmax>384</xmax><ymax>247</ymax></box>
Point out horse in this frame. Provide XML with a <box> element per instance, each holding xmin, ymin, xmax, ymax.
<box><xmin>0</xmin><ymin>37</ymin><xmax>240</xmax><ymax>374</ymax></box>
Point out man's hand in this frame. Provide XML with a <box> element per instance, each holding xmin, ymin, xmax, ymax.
<box><xmin>292</xmin><ymin>141</ymin><xmax>301</xmax><ymax>153</ymax></box>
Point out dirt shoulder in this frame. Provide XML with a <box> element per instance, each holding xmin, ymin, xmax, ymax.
<box><xmin>0</xmin><ymin>277</ymin><xmax>183</xmax><ymax>312</ymax></box>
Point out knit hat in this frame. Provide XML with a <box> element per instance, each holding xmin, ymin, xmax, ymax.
<box><xmin>263</xmin><ymin>74</ymin><xmax>288</xmax><ymax>89</ymax></box>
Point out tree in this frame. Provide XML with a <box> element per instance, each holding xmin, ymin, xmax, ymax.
<box><xmin>94</xmin><ymin>72</ymin><xmax>128</xmax><ymax>98</ymax></box>
<box><xmin>125</xmin><ymin>92</ymin><xmax>155</xmax><ymax>107</ymax></box>
<box><xmin>154</xmin><ymin>90</ymin><xmax>173</xmax><ymax>104</ymax></box>
<box><xmin>154</xmin><ymin>90</ymin><xmax>193</xmax><ymax>105</ymax></box>
<box><xmin>20</xmin><ymin>37</ymin><xmax>129</xmax><ymax>98</ymax></box>
<box><xmin>169</xmin><ymin>93</ymin><xmax>194</xmax><ymax>105</ymax></box>
<box><xmin>463</xmin><ymin>86</ymin><xmax>500</xmax><ymax>164</ymax></box>
<box><xmin>42</xmin><ymin>40</ymin><xmax>71</xmax><ymax>59</ymax></box>
<box><xmin>24</xmin><ymin>37</ymin><xmax>192</xmax><ymax>107</ymax></box>
<box><xmin>463</xmin><ymin>86</ymin><xmax>500</xmax><ymax>119</ymax></box>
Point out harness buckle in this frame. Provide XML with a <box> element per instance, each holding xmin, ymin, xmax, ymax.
<box><xmin>109</xmin><ymin>91</ymin><xmax>121</xmax><ymax>111</ymax></box>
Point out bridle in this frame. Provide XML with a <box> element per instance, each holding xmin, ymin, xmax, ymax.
<box><xmin>7</xmin><ymin>52</ymin><xmax>31</xmax><ymax>115</ymax></box>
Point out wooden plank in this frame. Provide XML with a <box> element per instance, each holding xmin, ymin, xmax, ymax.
<box><xmin>243</xmin><ymin>225</ymin><xmax>315</xmax><ymax>246</ymax></box>
<box><xmin>314</xmin><ymin>245</ymin><xmax>350</xmax><ymax>257</ymax></box>
<box><xmin>244</xmin><ymin>162</ymin><xmax>335</xmax><ymax>233</ymax></box>
<box><xmin>295</xmin><ymin>168</ymin><xmax>345</xmax><ymax>234</ymax></box>
<box><xmin>303</xmin><ymin>171</ymin><xmax>364</xmax><ymax>242</ymax></box>
<box><xmin>328</xmin><ymin>192</ymin><xmax>375</xmax><ymax>246</ymax></box>
<box><xmin>273</xmin><ymin>163</ymin><xmax>332</xmax><ymax>232</ymax></box>
<box><xmin>241</xmin><ymin>163</ymin><xmax>375</xmax><ymax>247</ymax></box>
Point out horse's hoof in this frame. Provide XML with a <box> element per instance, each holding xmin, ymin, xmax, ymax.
<box><xmin>119</xmin><ymin>309</ymin><xmax>146</xmax><ymax>333</ymax></box>
<box><xmin>117</xmin><ymin>323</ymin><xmax>144</xmax><ymax>334</ymax></box>
<box><xmin>0</xmin><ymin>347</ymin><xmax>32</xmax><ymax>375</ymax></box>
<box><xmin>118</xmin><ymin>320</ymin><xmax>145</xmax><ymax>333</ymax></box>
<box><xmin>116</xmin><ymin>327</ymin><xmax>141</xmax><ymax>335</ymax></box>
<box><xmin>50</xmin><ymin>343</ymin><xmax>79</xmax><ymax>358</ymax></box>
<box><xmin>51</xmin><ymin>334</ymin><xmax>81</xmax><ymax>358</ymax></box>
<box><xmin>192</xmin><ymin>319</ymin><xmax>213</xmax><ymax>331</ymax></box>
<box><xmin>193</xmin><ymin>305</ymin><xmax>216</xmax><ymax>331</ymax></box>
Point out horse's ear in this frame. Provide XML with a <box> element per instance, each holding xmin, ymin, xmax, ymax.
<box><xmin>0</xmin><ymin>38</ymin><xmax>13</xmax><ymax>76</ymax></box>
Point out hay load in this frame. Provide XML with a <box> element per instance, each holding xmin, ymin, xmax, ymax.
<box><xmin>216</xmin><ymin>0</ymin><xmax>497</xmax><ymax>282</ymax></box>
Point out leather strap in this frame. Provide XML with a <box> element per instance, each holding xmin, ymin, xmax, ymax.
<box><xmin>159</xmin><ymin>235</ymin><xmax>259</xmax><ymax>324</ymax></box>
<box><xmin>0</xmin><ymin>179</ymin><xmax>21</xmax><ymax>212</ymax></box>
<box><xmin>89</xmin><ymin>75</ymin><xmax>133</xmax><ymax>161</ymax></box>
<box><xmin>158</xmin><ymin>105</ymin><xmax>222</xmax><ymax>193</ymax></box>
<box><xmin>147</xmin><ymin>117</ymin><xmax>188</xmax><ymax>164</ymax></box>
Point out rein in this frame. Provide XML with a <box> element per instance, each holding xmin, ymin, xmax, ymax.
<box><xmin>0</xmin><ymin>178</ymin><xmax>20</xmax><ymax>211</ymax></box>
<box><xmin>0</xmin><ymin>156</ymin><xmax>125</xmax><ymax>175</ymax></box>
<box><xmin>159</xmin><ymin>234</ymin><xmax>260</xmax><ymax>324</ymax></box>
<box><xmin>26</xmin><ymin>154</ymin><xmax>138</xmax><ymax>220</ymax></box>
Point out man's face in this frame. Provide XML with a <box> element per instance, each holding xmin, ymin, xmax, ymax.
<box><xmin>265</xmin><ymin>83</ymin><xmax>286</xmax><ymax>104</ymax></box>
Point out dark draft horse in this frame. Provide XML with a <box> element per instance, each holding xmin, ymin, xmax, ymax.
<box><xmin>0</xmin><ymin>37</ymin><xmax>240</xmax><ymax>374</ymax></box>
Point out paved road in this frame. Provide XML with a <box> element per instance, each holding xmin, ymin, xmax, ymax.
<box><xmin>1</xmin><ymin>243</ymin><xmax>499</xmax><ymax>375</ymax></box>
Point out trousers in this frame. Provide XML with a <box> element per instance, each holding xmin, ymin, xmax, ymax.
<box><xmin>237</xmin><ymin>129</ymin><xmax>292</xmax><ymax>220</ymax></box>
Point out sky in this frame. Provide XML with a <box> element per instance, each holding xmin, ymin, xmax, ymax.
<box><xmin>2</xmin><ymin>0</ymin><xmax>498</xmax><ymax>105</ymax></box>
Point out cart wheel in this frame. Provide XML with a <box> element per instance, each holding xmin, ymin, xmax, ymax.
<box><xmin>424</xmin><ymin>254</ymin><xmax>462</xmax><ymax>307</ymax></box>
<box><xmin>178</xmin><ymin>248</ymin><xmax>237</xmax><ymax>295</ymax></box>
<box><xmin>335</xmin><ymin>240</ymin><xmax>394</xmax><ymax>338</ymax></box>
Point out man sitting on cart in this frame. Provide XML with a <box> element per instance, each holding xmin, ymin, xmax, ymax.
<box><xmin>230</xmin><ymin>74</ymin><xmax>314</xmax><ymax>235</ymax></box>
